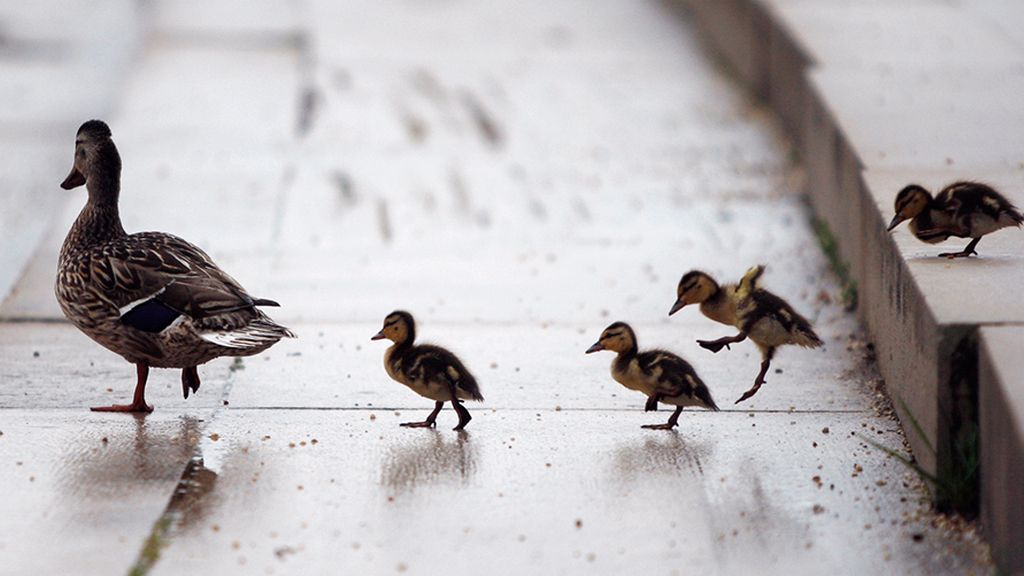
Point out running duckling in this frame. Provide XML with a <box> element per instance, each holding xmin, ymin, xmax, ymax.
<box><xmin>372</xmin><ymin>311</ymin><xmax>483</xmax><ymax>430</ymax></box>
<box><xmin>888</xmin><ymin>181</ymin><xmax>1023</xmax><ymax>258</ymax></box>
<box><xmin>669</xmin><ymin>265</ymin><xmax>822</xmax><ymax>404</ymax></box>
<box><xmin>585</xmin><ymin>322</ymin><xmax>719</xmax><ymax>430</ymax></box>
<box><xmin>56</xmin><ymin>120</ymin><xmax>293</xmax><ymax>413</ymax></box>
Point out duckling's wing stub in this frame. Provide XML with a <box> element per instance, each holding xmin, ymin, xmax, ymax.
<box><xmin>416</xmin><ymin>346</ymin><xmax>484</xmax><ymax>401</ymax></box>
<box><xmin>736</xmin><ymin>265</ymin><xmax>765</xmax><ymax>299</ymax></box>
<box><xmin>742</xmin><ymin>291</ymin><xmax>823</xmax><ymax>348</ymax></box>
<box><xmin>935</xmin><ymin>181</ymin><xmax>1022</xmax><ymax>235</ymax></box>
<box><xmin>639</xmin><ymin>351</ymin><xmax>719</xmax><ymax>411</ymax></box>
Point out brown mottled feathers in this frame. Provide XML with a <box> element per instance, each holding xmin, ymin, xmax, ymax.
<box><xmin>388</xmin><ymin>343</ymin><xmax>484</xmax><ymax>401</ymax></box>
<box><xmin>635</xmin><ymin>350</ymin><xmax>718</xmax><ymax>410</ymax></box>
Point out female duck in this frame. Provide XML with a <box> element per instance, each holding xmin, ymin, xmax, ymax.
<box><xmin>56</xmin><ymin>120</ymin><xmax>293</xmax><ymax>412</ymax></box>
<box><xmin>586</xmin><ymin>322</ymin><xmax>718</xmax><ymax>430</ymax></box>
<box><xmin>670</xmin><ymin>265</ymin><xmax>822</xmax><ymax>404</ymax></box>
<box><xmin>372</xmin><ymin>311</ymin><xmax>483</xmax><ymax>430</ymax></box>
<box><xmin>887</xmin><ymin>181</ymin><xmax>1023</xmax><ymax>258</ymax></box>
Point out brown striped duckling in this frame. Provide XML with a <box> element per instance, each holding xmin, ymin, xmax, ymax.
<box><xmin>372</xmin><ymin>311</ymin><xmax>483</xmax><ymax>430</ymax></box>
<box><xmin>56</xmin><ymin>120</ymin><xmax>294</xmax><ymax>413</ymax></box>
<box><xmin>670</xmin><ymin>265</ymin><xmax>822</xmax><ymax>404</ymax></box>
<box><xmin>586</xmin><ymin>322</ymin><xmax>719</xmax><ymax>430</ymax></box>
<box><xmin>888</xmin><ymin>181</ymin><xmax>1023</xmax><ymax>258</ymax></box>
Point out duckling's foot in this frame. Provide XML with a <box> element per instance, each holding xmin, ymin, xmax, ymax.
<box><xmin>644</xmin><ymin>406</ymin><xmax>684</xmax><ymax>429</ymax></box>
<box><xmin>451</xmin><ymin>400</ymin><xmax>472</xmax><ymax>430</ymax></box>
<box><xmin>698</xmin><ymin>333</ymin><xmax>747</xmax><ymax>353</ymax></box>
<box><xmin>734</xmin><ymin>385</ymin><xmax>761</xmax><ymax>404</ymax></box>
<box><xmin>400</xmin><ymin>421</ymin><xmax>436</xmax><ymax>428</ymax></box>
<box><xmin>735</xmin><ymin>358</ymin><xmax>771</xmax><ymax>404</ymax></box>
<box><xmin>940</xmin><ymin>238</ymin><xmax>981</xmax><ymax>259</ymax></box>
<box><xmin>939</xmin><ymin>249</ymin><xmax>977</xmax><ymax>259</ymax></box>
<box><xmin>645</xmin><ymin>395</ymin><xmax>660</xmax><ymax>412</ymax></box>
<box><xmin>401</xmin><ymin>401</ymin><xmax>443</xmax><ymax>428</ymax></box>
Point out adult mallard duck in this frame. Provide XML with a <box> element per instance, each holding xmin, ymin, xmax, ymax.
<box><xmin>670</xmin><ymin>265</ymin><xmax>822</xmax><ymax>404</ymax></box>
<box><xmin>585</xmin><ymin>321</ymin><xmax>719</xmax><ymax>430</ymax></box>
<box><xmin>371</xmin><ymin>310</ymin><xmax>483</xmax><ymax>430</ymax></box>
<box><xmin>56</xmin><ymin>120</ymin><xmax>294</xmax><ymax>412</ymax></box>
<box><xmin>887</xmin><ymin>181</ymin><xmax>1023</xmax><ymax>258</ymax></box>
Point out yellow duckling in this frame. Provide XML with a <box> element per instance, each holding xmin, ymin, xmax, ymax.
<box><xmin>670</xmin><ymin>265</ymin><xmax>822</xmax><ymax>404</ymax></box>
<box><xmin>586</xmin><ymin>321</ymin><xmax>719</xmax><ymax>430</ymax></box>
<box><xmin>888</xmin><ymin>181</ymin><xmax>1023</xmax><ymax>258</ymax></box>
<box><xmin>372</xmin><ymin>311</ymin><xmax>483</xmax><ymax>430</ymax></box>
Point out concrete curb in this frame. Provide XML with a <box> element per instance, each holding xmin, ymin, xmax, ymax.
<box><xmin>676</xmin><ymin>0</ymin><xmax>1024</xmax><ymax>569</ymax></box>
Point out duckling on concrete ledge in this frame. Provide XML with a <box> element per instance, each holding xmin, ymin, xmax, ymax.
<box><xmin>888</xmin><ymin>181</ymin><xmax>1023</xmax><ymax>258</ymax></box>
<box><xmin>372</xmin><ymin>311</ymin><xmax>483</xmax><ymax>430</ymax></box>
<box><xmin>56</xmin><ymin>120</ymin><xmax>294</xmax><ymax>413</ymax></box>
<box><xmin>670</xmin><ymin>265</ymin><xmax>822</xmax><ymax>404</ymax></box>
<box><xmin>586</xmin><ymin>322</ymin><xmax>719</xmax><ymax>430</ymax></box>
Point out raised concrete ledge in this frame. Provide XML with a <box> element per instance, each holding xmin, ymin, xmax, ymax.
<box><xmin>979</xmin><ymin>326</ymin><xmax>1024</xmax><ymax>571</ymax></box>
<box><xmin>678</xmin><ymin>0</ymin><xmax>1024</xmax><ymax>569</ymax></box>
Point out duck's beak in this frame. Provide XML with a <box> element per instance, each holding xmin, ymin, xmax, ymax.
<box><xmin>668</xmin><ymin>299</ymin><xmax>687</xmax><ymax>316</ymax></box>
<box><xmin>370</xmin><ymin>330</ymin><xmax>386</xmax><ymax>341</ymax></box>
<box><xmin>886</xmin><ymin>214</ymin><xmax>905</xmax><ymax>232</ymax></box>
<box><xmin>585</xmin><ymin>341</ymin><xmax>604</xmax><ymax>354</ymax></box>
<box><xmin>61</xmin><ymin>166</ymin><xmax>85</xmax><ymax>190</ymax></box>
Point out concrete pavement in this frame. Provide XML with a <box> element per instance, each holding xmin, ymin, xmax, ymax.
<box><xmin>0</xmin><ymin>1</ymin><xmax>992</xmax><ymax>574</ymax></box>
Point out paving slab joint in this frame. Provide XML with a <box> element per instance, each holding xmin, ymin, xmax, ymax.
<box><xmin>935</xmin><ymin>331</ymin><xmax>981</xmax><ymax>517</ymax></box>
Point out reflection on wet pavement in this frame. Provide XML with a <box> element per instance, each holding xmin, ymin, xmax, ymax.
<box><xmin>612</xmin><ymin>432</ymin><xmax>712</xmax><ymax>481</ymax></box>
<box><xmin>381</xmin><ymin>430</ymin><xmax>477</xmax><ymax>494</ymax></box>
<box><xmin>57</xmin><ymin>415</ymin><xmax>202</xmax><ymax>506</ymax></box>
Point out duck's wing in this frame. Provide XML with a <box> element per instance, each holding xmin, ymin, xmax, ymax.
<box><xmin>95</xmin><ymin>232</ymin><xmax>288</xmax><ymax>339</ymax></box>
<box><xmin>410</xmin><ymin>345</ymin><xmax>484</xmax><ymax>401</ymax></box>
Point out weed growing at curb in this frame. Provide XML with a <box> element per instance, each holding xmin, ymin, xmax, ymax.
<box><xmin>128</xmin><ymin>515</ymin><xmax>173</xmax><ymax>576</ymax></box>
<box><xmin>812</xmin><ymin>218</ymin><xmax>857</xmax><ymax>310</ymax></box>
<box><xmin>860</xmin><ymin>398</ymin><xmax>979</xmax><ymax>518</ymax></box>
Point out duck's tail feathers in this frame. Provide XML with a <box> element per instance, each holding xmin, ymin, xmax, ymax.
<box><xmin>201</xmin><ymin>317</ymin><xmax>295</xmax><ymax>349</ymax></box>
<box><xmin>737</xmin><ymin>264</ymin><xmax>766</xmax><ymax>298</ymax></box>
<box><xmin>253</xmin><ymin>298</ymin><xmax>281</xmax><ymax>307</ymax></box>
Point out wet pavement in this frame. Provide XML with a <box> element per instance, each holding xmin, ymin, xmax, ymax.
<box><xmin>0</xmin><ymin>0</ymin><xmax>991</xmax><ymax>574</ymax></box>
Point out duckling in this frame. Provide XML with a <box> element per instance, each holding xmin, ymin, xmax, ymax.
<box><xmin>371</xmin><ymin>311</ymin><xmax>483</xmax><ymax>430</ymax></box>
<box><xmin>670</xmin><ymin>265</ymin><xmax>822</xmax><ymax>404</ymax></box>
<box><xmin>585</xmin><ymin>322</ymin><xmax>718</xmax><ymax>430</ymax></box>
<box><xmin>888</xmin><ymin>182</ymin><xmax>1023</xmax><ymax>258</ymax></box>
<box><xmin>56</xmin><ymin>120</ymin><xmax>294</xmax><ymax>413</ymax></box>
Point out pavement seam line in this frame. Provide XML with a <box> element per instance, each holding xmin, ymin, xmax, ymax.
<box><xmin>123</xmin><ymin>368</ymin><xmax>237</xmax><ymax>576</ymax></box>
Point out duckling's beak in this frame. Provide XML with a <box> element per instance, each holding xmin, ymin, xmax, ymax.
<box><xmin>370</xmin><ymin>330</ymin><xmax>386</xmax><ymax>341</ymax></box>
<box><xmin>668</xmin><ymin>299</ymin><xmax>687</xmax><ymax>316</ymax></box>
<box><xmin>886</xmin><ymin>214</ymin><xmax>905</xmax><ymax>232</ymax></box>
<box><xmin>60</xmin><ymin>166</ymin><xmax>86</xmax><ymax>190</ymax></box>
<box><xmin>585</xmin><ymin>341</ymin><xmax>604</xmax><ymax>354</ymax></box>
